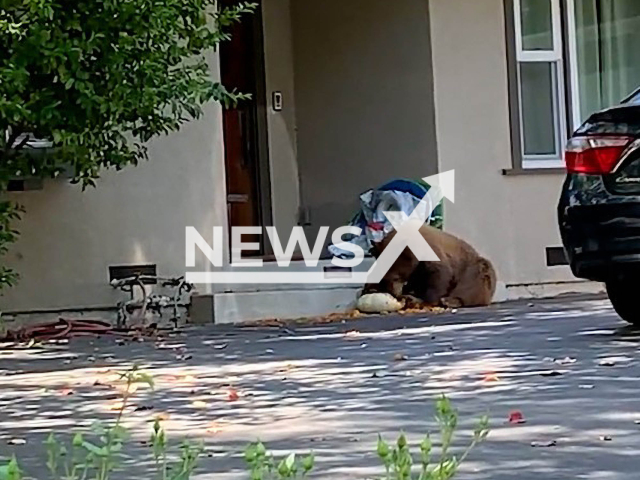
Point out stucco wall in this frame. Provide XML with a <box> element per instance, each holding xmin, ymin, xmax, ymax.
<box><xmin>262</xmin><ymin>0</ymin><xmax>300</xmax><ymax>238</ymax></box>
<box><xmin>2</xmin><ymin>61</ymin><xmax>228</xmax><ymax>311</ymax></box>
<box><xmin>291</xmin><ymin>0</ymin><xmax>439</xmax><ymax>242</ymax></box>
<box><xmin>428</xmin><ymin>0</ymin><xmax>574</xmax><ymax>287</ymax></box>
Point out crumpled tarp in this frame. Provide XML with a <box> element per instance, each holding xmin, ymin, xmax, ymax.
<box><xmin>328</xmin><ymin>178</ymin><xmax>444</xmax><ymax>259</ymax></box>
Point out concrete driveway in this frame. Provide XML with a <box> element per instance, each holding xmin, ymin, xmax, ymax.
<box><xmin>1</xmin><ymin>295</ymin><xmax>639</xmax><ymax>480</ymax></box>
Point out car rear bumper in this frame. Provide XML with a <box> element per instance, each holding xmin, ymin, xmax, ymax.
<box><xmin>560</xmin><ymin>202</ymin><xmax>640</xmax><ymax>281</ymax></box>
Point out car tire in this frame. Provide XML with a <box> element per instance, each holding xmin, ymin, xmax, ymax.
<box><xmin>606</xmin><ymin>279</ymin><xmax>640</xmax><ymax>325</ymax></box>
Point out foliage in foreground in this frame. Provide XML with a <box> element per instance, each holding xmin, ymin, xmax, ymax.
<box><xmin>0</xmin><ymin>0</ymin><xmax>257</xmax><ymax>289</ymax></box>
<box><xmin>0</xmin><ymin>367</ymin><xmax>489</xmax><ymax>480</ymax></box>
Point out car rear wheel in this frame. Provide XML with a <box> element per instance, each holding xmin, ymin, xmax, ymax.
<box><xmin>606</xmin><ymin>278</ymin><xmax>640</xmax><ymax>325</ymax></box>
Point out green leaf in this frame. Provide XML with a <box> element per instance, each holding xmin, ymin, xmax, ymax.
<box><xmin>284</xmin><ymin>453</ymin><xmax>295</xmax><ymax>471</ymax></box>
<box><xmin>301</xmin><ymin>453</ymin><xmax>314</xmax><ymax>473</ymax></box>
<box><xmin>72</xmin><ymin>433</ymin><xmax>84</xmax><ymax>447</ymax></box>
<box><xmin>377</xmin><ymin>435</ymin><xmax>390</xmax><ymax>459</ymax></box>
<box><xmin>81</xmin><ymin>441</ymin><xmax>108</xmax><ymax>457</ymax></box>
<box><xmin>397</xmin><ymin>433</ymin><xmax>407</xmax><ymax>449</ymax></box>
<box><xmin>0</xmin><ymin>457</ymin><xmax>22</xmax><ymax>480</ymax></box>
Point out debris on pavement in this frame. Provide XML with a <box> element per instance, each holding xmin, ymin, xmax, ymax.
<box><xmin>393</xmin><ymin>353</ymin><xmax>409</xmax><ymax>362</ymax></box>
<box><xmin>598</xmin><ymin>356</ymin><xmax>631</xmax><ymax>367</ymax></box>
<box><xmin>599</xmin><ymin>358</ymin><xmax>617</xmax><ymax>367</ymax></box>
<box><xmin>57</xmin><ymin>387</ymin><xmax>75</xmax><ymax>396</ymax></box>
<box><xmin>540</xmin><ymin>370</ymin><xmax>563</xmax><ymax>377</ymax></box>
<box><xmin>7</xmin><ymin>438</ymin><xmax>27</xmax><ymax>446</ymax></box>
<box><xmin>531</xmin><ymin>440</ymin><xmax>557</xmax><ymax>448</ymax></box>
<box><xmin>508</xmin><ymin>410</ymin><xmax>526</xmax><ymax>424</ymax></box>
<box><xmin>482</xmin><ymin>372</ymin><xmax>500</xmax><ymax>382</ymax></box>
<box><xmin>553</xmin><ymin>357</ymin><xmax>577</xmax><ymax>365</ymax></box>
<box><xmin>600</xmin><ymin>435</ymin><xmax>613</xmax><ymax>442</ymax></box>
<box><xmin>134</xmin><ymin>405</ymin><xmax>154</xmax><ymax>412</ymax></box>
<box><xmin>227</xmin><ymin>388</ymin><xmax>240</xmax><ymax>402</ymax></box>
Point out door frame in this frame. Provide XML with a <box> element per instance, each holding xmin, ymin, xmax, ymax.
<box><xmin>251</xmin><ymin>3</ymin><xmax>274</xmax><ymax>256</ymax></box>
<box><xmin>221</xmin><ymin>0</ymin><xmax>273</xmax><ymax>256</ymax></box>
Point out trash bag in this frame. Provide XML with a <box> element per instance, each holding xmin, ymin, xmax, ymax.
<box><xmin>328</xmin><ymin>178</ymin><xmax>444</xmax><ymax>259</ymax></box>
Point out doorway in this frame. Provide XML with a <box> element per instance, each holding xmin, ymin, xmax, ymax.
<box><xmin>220</xmin><ymin>0</ymin><xmax>272</xmax><ymax>256</ymax></box>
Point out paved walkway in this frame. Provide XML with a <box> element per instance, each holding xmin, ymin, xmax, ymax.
<box><xmin>1</xmin><ymin>296</ymin><xmax>639</xmax><ymax>479</ymax></box>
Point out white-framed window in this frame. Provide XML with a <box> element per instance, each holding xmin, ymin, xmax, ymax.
<box><xmin>510</xmin><ymin>0</ymin><xmax>640</xmax><ymax>170</ymax></box>
<box><xmin>513</xmin><ymin>0</ymin><xmax>567</xmax><ymax>169</ymax></box>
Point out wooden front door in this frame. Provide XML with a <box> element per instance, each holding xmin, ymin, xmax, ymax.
<box><xmin>220</xmin><ymin>0</ymin><xmax>270</xmax><ymax>256</ymax></box>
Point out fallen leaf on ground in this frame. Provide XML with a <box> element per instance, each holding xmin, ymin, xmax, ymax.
<box><xmin>600</xmin><ymin>435</ymin><xmax>612</xmax><ymax>441</ymax></box>
<box><xmin>579</xmin><ymin>384</ymin><xmax>594</xmax><ymax>390</ymax></box>
<box><xmin>531</xmin><ymin>440</ymin><xmax>556</xmax><ymax>447</ymax></box>
<box><xmin>191</xmin><ymin>400</ymin><xmax>208</xmax><ymax>409</ymax></box>
<box><xmin>155</xmin><ymin>413</ymin><xmax>171</xmax><ymax>421</ymax></box>
<box><xmin>344</xmin><ymin>330</ymin><xmax>360</xmax><ymax>338</ymax></box>
<box><xmin>165</xmin><ymin>374</ymin><xmax>197</xmax><ymax>384</ymax></box>
<box><xmin>206</xmin><ymin>421</ymin><xmax>224</xmax><ymax>434</ymax></box>
<box><xmin>482</xmin><ymin>373</ymin><xmax>500</xmax><ymax>383</ymax></box>
<box><xmin>106</xmin><ymin>400</ymin><xmax>125</xmax><ymax>411</ymax></box>
<box><xmin>393</xmin><ymin>353</ymin><xmax>408</xmax><ymax>362</ymax></box>
<box><xmin>58</xmin><ymin>388</ymin><xmax>75</xmax><ymax>396</ymax></box>
<box><xmin>214</xmin><ymin>343</ymin><xmax>228</xmax><ymax>350</ymax></box>
<box><xmin>227</xmin><ymin>388</ymin><xmax>240</xmax><ymax>402</ymax></box>
<box><xmin>508</xmin><ymin>410</ymin><xmax>526</xmax><ymax>424</ymax></box>
<box><xmin>7</xmin><ymin>438</ymin><xmax>26</xmax><ymax>445</ymax></box>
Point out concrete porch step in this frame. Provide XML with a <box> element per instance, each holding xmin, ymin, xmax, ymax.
<box><xmin>190</xmin><ymin>286</ymin><xmax>361</xmax><ymax>325</ymax></box>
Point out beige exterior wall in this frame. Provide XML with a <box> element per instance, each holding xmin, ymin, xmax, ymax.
<box><xmin>262</xmin><ymin>0</ymin><xmax>300</xmax><ymax>237</ymax></box>
<box><xmin>428</xmin><ymin>0</ymin><xmax>575</xmax><ymax>288</ymax></box>
<box><xmin>291</xmin><ymin>0</ymin><xmax>439</xmax><ymax>241</ymax></box>
<box><xmin>3</xmin><ymin>61</ymin><xmax>229</xmax><ymax>312</ymax></box>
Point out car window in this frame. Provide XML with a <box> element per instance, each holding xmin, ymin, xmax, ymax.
<box><xmin>622</xmin><ymin>87</ymin><xmax>640</xmax><ymax>105</ymax></box>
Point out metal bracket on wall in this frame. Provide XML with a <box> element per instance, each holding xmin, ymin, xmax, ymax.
<box><xmin>297</xmin><ymin>206</ymin><xmax>311</xmax><ymax>226</ymax></box>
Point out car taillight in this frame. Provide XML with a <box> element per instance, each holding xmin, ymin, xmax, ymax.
<box><xmin>565</xmin><ymin>136</ymin><xmax>633</xmax><ymax>174</ymax></box>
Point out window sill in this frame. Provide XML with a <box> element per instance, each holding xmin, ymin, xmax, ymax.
<box><xmin>501</xmin><ymin>167</ymin><xmax>566</xmax><ymax>176</ymax></box>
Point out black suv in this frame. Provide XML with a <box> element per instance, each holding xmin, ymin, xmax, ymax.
<box><xmin>558</xmin><ymin>88</ymin><xmax>640</xmax><ymax>324</ymax></box>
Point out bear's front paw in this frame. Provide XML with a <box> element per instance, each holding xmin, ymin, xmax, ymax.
<box><xmin>398</xmin><ymin>294</ymin><xmax>424</xmax><ymax>309</ymax></box>
<box><xmin>440</xmin><ymin>297</ymin><xmax>463</xmax><ymax>309</ymax></box>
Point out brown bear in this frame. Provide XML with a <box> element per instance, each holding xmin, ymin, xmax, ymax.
<box><xmin>363</xmin><ymin>225</ymin><xmax>497</xmax><ymax>308</ymax></box>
